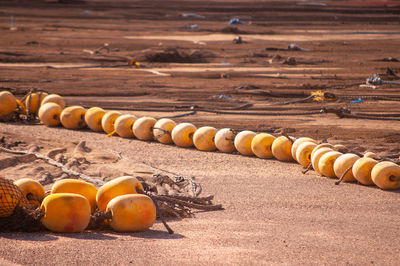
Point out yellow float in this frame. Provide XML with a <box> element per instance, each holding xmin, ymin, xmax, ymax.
<box><xmin>171</xmin><ymin>123</ymin><xmax>197</xmax><ymax>147</ymax></box>
<box><xmin>352</xmin><ymin>157</ymin><xmax>378</xmax><ymax>186</ymax></box>
<box><xmin>14</xmin><ymin>178</ymin><xmax>45</xmax><ymax>207</ymax></box>
<box><xmin>51</xmin><ymin>179</ymin><xmax>98</xmax><ymax>213</ymax></box>
<box><xmin>132</xmin><ymin>117</ymin><xmax>157</xmax><ymax>140</ymax></box>
<box><xmin>251</xmin><ymin>133</ymin><xmax>275</xmax><ymax>159</ymax></box>
<box><xmin>85</xmin><ymin>107</ymin><xmax>106</xmax><ymax>132</ymax></box>
<box><xmin>0</xmin><ymin>91</ymin><xmax>17</xmax><ymax>117</ymax></box>
<box><xmin>106</xmin><ymin>194</ymin><xmax>156</xmax><ymax>232</ymax></box>
<box><xmin>234</xmin><ymin>130</ymin><xmax>256</xmax><ymax>156</ymax></box>
<box><xmin>214</xmin><ymin>128</ymin><xmax>236</xmax><ymax>153</ymax></box>
<box><xmin>153</xmin><ymin>118</ymin><xmax>176</xmax><ymax>144</ymax></box>
<box><xmin>193</xmin><ymin>126</ymin><xmax>217</xmax><ymax>151</ymax></box>
<box><xmin>60</xmin><ymin>106</ymin><xmax>87</xmax><ymax>129</ymax></box>
<box><xmin>96</xmin><ymin>176</ymin><xmax>144</xmax><ymax>212</ymax></box>
<box><xmin>40</xmin><ymin>193</ymin><xmax>91</xmax><ymax>233</ymax></box>
<box><xmin>38</xmin><ymin>102</ymin><xmax>62</xmax><ymax>127</ymax></box>
<box><xmin>271</xmin><ymin>136</ymin><xmax>296</xmax><ymax>161</ymax></box>
<box><xmin>114</xmin><ymin>114</ymin><xmax>137</xmax><ymax>138</ymax></box>
<box><xmin>371</xmin><ymin>161</ymin><xmax>400</xmax><ymax>190</ymax></box>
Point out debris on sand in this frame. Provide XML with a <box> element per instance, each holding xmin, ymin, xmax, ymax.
<box><xmin>266</xmin><ymin>43</ymin><xmax>310</xmax><ymax>52</ymax></box>
<box><xmin>228</xmin><ymin>17</ymin><xmax>248</xmax><ymax>25</ymax></box>
<box><xmin>181</xmin><ymin>13</ymin><xmax>205</xmax><ymax>19</ymax></box>
<box><xmin>135</xmin><ymin>48</ymin><xmax>212</xmax><ymax>63</ymax></box>
<box><xmin>182</xmin><ymin>24</ymin><xmax>199</xmax><ymax>30</ymax></box>
<box><xmin>366</xmin><ymin>74</ymin><xmax>400</xmax><ymax>85</ymax></box>
<box><xmin>287</xmin><ymin>43</ymin><xmax>310</xmax><ymax>51</ymax></box>
<box><xmin>211</xmin><ymin>94</ymin><xmax>235</xmax><ymax>101</ymax></box>
<box><xmin>283</xmin><ymin>56</ymin><xmax>297</xmax><ymax>65</ymax></box>
<box><xmin>233</xmin><ymin>36</ymin><xmax>243</xmax><ymax>44</ymax></box>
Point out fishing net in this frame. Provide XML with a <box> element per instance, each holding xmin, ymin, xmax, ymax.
<box><xmin>0</xmin><ymin>177</ymin><xmax>43</xmax><ymax>232</ymax></box>
<box><xmin>0</xmin><ymin>177</ymin><xmax>30</xmax><ymax>217</ymax></box>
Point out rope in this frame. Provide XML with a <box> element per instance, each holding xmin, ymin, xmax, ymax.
<box><xmin>302</xmin><ymin>163</ymin><xmax>313</xmax><ymax>174</ymax></box>
<box><xmin>274</xmin><ymin>95</ymin><xmax>315</xmax><ymax>106</ymax></box>
<box><xmin>352</xmin><ymin>112</ymin><xmax>400</xmax><ymax>118</ymax></box>
<box><xmin>339</xmin><ymin>95</ymin><xmax>400</xmax><ymax>102</ymax></box>
<box><xmin>80</xmin><ymin>103</ymin><xmax>400</xmax><ymax>120</ymax></box>
<box><xmin>106</xmin><ymin>130</ymin><xmax>116</xmax><ymax>137</ymax></box>
<box><xmin>336</xmin><ymin>113</ymin><xmax>400</xmax><ymax>121</ymax></box>
<box><xmin>152</xmin><ymin>127</ymin><xmax>170</xmax><ymax>140</ymax></box>
<box><xmin>390</xmin><ymin>176</ymin><xmax>400</xmax><ymax>181</ymax></box>
<box><xmin>322</xmin><ymin>108</ymin><xmax>400</xmax><ymax>121</ymax></box>
<box><xmin>197</xmin><ymin>108</ymin><xmax>324</xmax><ymax>116</ymax></box>
<box><xmin>160</xmin><ymin>111</ymin><xmax>196</xmax><ymax>119</ymax></box>
<box><xmin>335</xmin><ymin>166</ymin><xmax>353</xmax><ymax>185</ymax></box>
<box><xmin>0</xmin><ymin>146</ymin><xmax>105</xmax><ymax>187</ymax></box>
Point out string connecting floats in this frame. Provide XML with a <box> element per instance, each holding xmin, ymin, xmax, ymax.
<box><xmin>153</xmin><ymin>127</ymin><xmax>170</xmax><ymax>140</ymax></box>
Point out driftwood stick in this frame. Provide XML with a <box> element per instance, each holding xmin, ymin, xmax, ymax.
<box><xmin>0</xmin><ymin>146</ymin><xmax>104</xmax><ymax>187</ymax></box>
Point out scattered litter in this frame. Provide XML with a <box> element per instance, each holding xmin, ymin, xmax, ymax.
<box><xmin>266</xmin><ymin>44</ymin><xmax>310</xmax><ymax>52</ymax></box>
<box><xmin>135</xmin><ymin>48</ymin><xmax>211</xmax><ymax>63</ymax></box>
<box><xmin>83</xmin><ymin>43</ymin><xmax>110</xmax><ymax>55</ymax></box>
<box><xmin>212</xmin><ymin>94</ymin><xmax>234</xmax><ymax>101</ymax></box>
<box><xmin>181</xmin><ymin>13</ymin><xmax>205</xmax><ymax>19</ymax></box>
<box><xmin>350</xmin><ymin>98</ymin><xmax>362</xmax><ymax>103</ymax></box>
<box><xmin>183</xmin><ymin>24</ymin><xmax>199</xmax><ymax>30</ymax></box>
<box><xmin>81</xmin><ymin>10</ymin><xmax>90</xmax><ymax>15</ymax></box>
<box><xmin>311</xmin><ymin>90</ymin><xmax>337</xmax><ymax>101</ymax></box>
<box><xmin>366</xmin><ymin>74</ymin><xmax>383</xmax><ymax>85</ymax></box>
<box><xmin>366</xmin><ymin>74</ymin><xmax>400</xmax><ymax>86</ymax></box>
<box><xmin>359</xmin><ymin>84</ymin><xmax>377</xmax><ymax>89</ymax></box>
<box><xmin>221</xmin><ymin>62</ymin><xmax>230</xmax><ymax>65</ymax></box>
<box><xmin>287</xmin><ymin>43</ymin><xmax>310</xmax><ymax>51</ymax></box>
<box><xmin>129</xmin><ymin>60</ymin><xmax>141</xmax><ymax>68</ymax></box>
<box><xmin>228</xmin><ymin>17</ymin><xmax>248</xmax><ymax>25</ymax></box>
<box><xmin>193</xmin><ymin>40</ymin><xmax>207</xmax><ymax>45</ymax></box>
<box><xmin>233</xmin><ymin>36</ymin><xmax>243</xmax><ymax>44</ymax></box>
<box><xmin>142</xmin><ymin>69</ymin><xmax>171</xmax><ymax>77</ymax></box>
<box><xmin>9</xmin><ymin>16</ymin><xmax>16</xmax><ymax>31</ymax></box>
<box><xmin>283</xmin><ymin>57</ymin><xmax>297</xmax><ymax>65</ymax></box>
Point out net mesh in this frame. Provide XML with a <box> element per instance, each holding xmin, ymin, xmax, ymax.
<box><xmin>0</xmin><ymin>177</ymin><xmax>29</xmax><ymax>217</ymax></box>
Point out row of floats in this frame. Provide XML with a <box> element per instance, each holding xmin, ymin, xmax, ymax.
<box><xmin>1</xmin><ymin>90</ymin><xmax>400</xmax><ymax>192</ymax></box>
